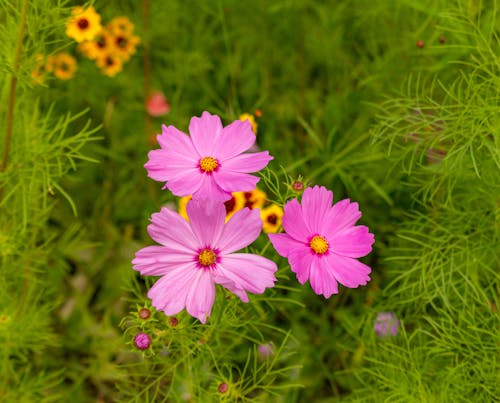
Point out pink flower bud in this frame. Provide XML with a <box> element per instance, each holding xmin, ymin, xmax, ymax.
<box><xmin>146</xmin><ymin>92</ymin><xmax>170</xmax><ymax>117</ymax></box>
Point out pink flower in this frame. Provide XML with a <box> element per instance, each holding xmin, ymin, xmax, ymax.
<box><xmin>146</xmin><ymin>91</ymin><xmax>170</xmax><ymax>117</ymax></box>
<box><xmin>132</xmin><ymin>199</ymin><xmax>278</xmax><ymax>323</ymax></box>
<box><xmin>268</xmin><ymin>186</ymin><xmax>374</xmax><ymax>298</ymax></box>
<box><xmin>144</xmin><ymin>111</ymin><xmax>273</xmax><ymax>201</ymax></box>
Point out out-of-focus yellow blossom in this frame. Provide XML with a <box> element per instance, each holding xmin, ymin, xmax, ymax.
<box><xmin>178</xmin><ymin>196</ymin><xmax>192</xmax><ymax>220</ymax></box>
<box><xmin>260</xmin><ymin>204</ymin><xmax>283</xmax><ymax>233</ymax></box>
<box><xmin>108</xmin><ymin>30</ymin><xmax>140</xmax><ymax>62</ymax></box>
<box><xmin>223</xmin><ymin>192</ymin><xmax>246</xmax><ymax>221</ymax></box>
<box><xmin>239</xmin><ymin>113</ymin><xmax>258</xmax><ymax>134</ymax></box>
<box><xmin>66</xmin><ymin>6</ymin><xmax>102</xmax><ymax>43</ymax></box>
<box><xmin>47</xmin><ymin>53</ymin><xmax>77</xmax><ymax>80</ymax></box>
<box><xmin>107</xmin><ymin>16</ymin><xmax>135</xmax><ymax>35</ymax></box>
<box><xmin>78</xmin><ymin>31</ymin><xmax>111</xmax><ymax>60</ymax></box>
<box><xmin>241</xmin><ymin>188</ymin><xmax>267</xmax><ymax>210</ymax></box>
<box><xmin>31</xmin><ymin>54</ymin><xmax>48</xmax><ymax>85</ymax></box>
<box><xmin>96</xmin><ymin>53</ymin><xmax>123</xmax><ymax>77</ymax></box>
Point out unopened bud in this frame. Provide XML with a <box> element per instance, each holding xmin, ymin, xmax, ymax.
<box><xmin>138</xmin><ymin>308</ymin><xmax>151</xmax><ymax>320</ymax></box>
<box><xmin>218</xmin><ymin>382</ymin><xmax>229</xmax><ymax>394</ymax></box>
<box><xmin>134</xmin><ymin>332</ymin><xmax>151</xmax><ymax>350</ymax></box>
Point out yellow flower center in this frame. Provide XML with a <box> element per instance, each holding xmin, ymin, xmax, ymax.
<box><xmin>198</xmin><ymin>249</ymin><xmax>217</xmax><ymax>266</ymax></box>
<box><xmin>199</xmin><ymin>156</ymin><xmax>218</xmax><ymax>173</ymax></box>
<box><xmin>309</xmin><ymin>235</ymin><xmax>329</xmax><ymax>255</ymax></box>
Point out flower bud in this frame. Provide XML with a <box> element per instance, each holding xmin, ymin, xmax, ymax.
<box><xmin>134</xmin><ymin>332</ymin><xmax>151</xmax><ymax>350</ymax></box>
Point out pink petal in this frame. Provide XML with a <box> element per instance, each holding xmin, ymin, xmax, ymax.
<box><xmin>330</xmin><ymin>225</ymin><xmax>374</xmax><ymax>258</ymax></box>
<box><xmin>308</xmin><ymin>256</ymin><xmax>339</xmax><ymax>298</ymax></box>
<box><xmin>268</xmin><ymin>233</ymin><xmax>304</xmax><ymax>258</ymax></box>
<box><xmin>301</xmin><ymin>186</ymin><xmax>334</xmax><ymax>234</ymax></box>
<box><xmin>145</xmin><ymin>149</ymin><xmax>198</xmax><ymax>182</ymax></box>
<box><xmin>192</xmin><ymin>174</ymin><xmax>231</xmax><ymax>202</ymax></box>
<box><xmin>212</xmin><ymin>119</ymin><xmax>255</xmax><ymax>160</ymax></box>
<box><xmin>148</xmin><ymin>206</ymin><xmax>198</xmax><ymax>251</ymax></box>
<box><xmin>327</xmin><ymin>253</ymin><xmax>371</xmax><ymax>288</ymax></box>
<box><xmin>147</xmin><ymin>93</ymin><xmax>170</xmax><ymax>117</ymax></box>
<box><xmin>323</xmin><ymin>199</ymin><xmax>362</xmax><ymax>235</ymax></box>
<box><xmin>218</xmin><ymin>208</ymin><xmax>262</xmax><ymax>253</ymax></box>
<box><xmin>132</xmin><ymin>246</ymin><xmax>194</xmax><ymax>276</ymax></box>
<box><xmin>213</xmin><ymin>170</ymin><xmax>259</xmax><ymax>193</ymax></box>
<box><xmin>288</xmin><ymin>248</ymin><xmax>313</xmax><ymax>285</ymax></box>
<box><xmin>148</xmin><ymin>265</ymin><xmax>199</xmax><ymax>316</ymax></box>
<box><xmin>220</xmin><ymin>151</ymin><xmax>273</xmax><ymax>173</ymax></box>
<box><xmin>157</xmin><ymin>124</ymin><xmax>198</xmax><ymax>158</ymax></box>
<box><xmin>185</xmin><ymin>270</ymin><xmax>216</xmax><ymax>323</ymax></box>
<box><xmin>186</xmin><ymin>199</ymin><xmax>226</xmax><ymax>246</ymax></box>
<box><xmin>165</xmin><ymin>168</ymin><xmax>203</xmax><ymax>196</ymax></box>
<box><xmin>282</xmin><ymin>199</ymin><xmax>311</xmax><ymax>241</ymax></box>
<box><xmin>216</xmin><ymin>253</ymin><xmax>277</xmax><ymax>295</ymax></box>
<box><xmin>188</xmin><ymin>111</ymin><xmax>223</xmax><ymax>156</ymax></box>
<box><xmin>214</xmin><ymin>276</ymin><xmax>249</xmax><ymax>302</ymax></box>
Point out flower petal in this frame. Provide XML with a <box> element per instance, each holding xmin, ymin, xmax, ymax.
<box><xmin>187</xmin><ymin>199</ymin><xmax>226</xmax><ymax>246</ymax></box>
<box><xmin>132</xmin><ymin>246</ymin><xmax>193</xmax><ymax>276</ymax></box>
<box><xmin>164</xmin><ymin>168</ymin><xmax>203</xmax><ymax>196</ymax></box>
<box><xmin>327</xmin><ymin>253</ymin><xmax>371</xmax><ymax>288</ymax></box>
<box><xmin>330</xmin><ymin>225</ymin><xmax>374</xmax><ymax>258</ymax></box>
<box><xmin>216</xmin><ymin>253</ymin><xmax>277</xmax><ymax>295</ymax></box>
<box><xmin>301</xmin><ymin>186</ymin><xmax>333</xmax><ymax>234</ymax></box>
<box><xmin>189</xmin><ymin>111</ymin><xmax>222</xmax><ymax>156</ymax></box>
<box><xmin>185</xmin><ymin>270</ymin><xmax>216</xmax><ymax>324</ymax></box>
<box><xmin>213</xmin><ymin>170</ymin><xmax>260</xmax><ymax>193</ymax></box>
<box><xmin>219</xmin><ymin>151</ymin><xmax>273</xmax><ymax>173</ymax></box>
<box><xmin>288</xmin><ymin>248</ymin><xmax>313</xmax><ymax>285</ymax></box>
<box><xmin>268</xmin><ymin>233</ymin><xmax>304</xmax><ymax>258</ymax></box>
<box><xmin>323</xmin><ymin>199</ymin><xmax>362</xmax><ymax>235</ymax></box>
<box><xmin>147</xmin><ymin>265</ymin><xmax>198</xmax><ymax>316</ymax></box>
<box><xmin>212</xmin><ymin>119</ymin><xmax>255</xmax><ymax>160</ymax></box>
<box><xmin>214</xmin><ymin>276</ymin><xmax>249</xmax><ymax>302</ymax></box>
<box><xmin>308</xmin><ymin>256</ymin><xmax>339</xmax><ymax>298</ymax></box>
<box><xmin>157</xmin><ymin>124</ymin><xmax>198</xmax><ymax>158</ymax></box>
<box><xmin>218</xmin><ymin>207</ymin><xmax>262</xmax><ymax>253</ymax></box>
<box><xmin>192</xmin><ymin>174</ymin><xmax>231</xmax><ymax>201</ymax></box>
<box><xmin>145</xmin><ymin>149</ymin><xmax>198</xmax><ymax>182</ymax></box>
<box><xmin>282</xmin><ymin>198</ymin><xmax>311</xmax><ymax>241</ymax></box>
<box><xmin>148</xmin><ymin>206</ymin><xmax>198</xmax><ymax>252</ymax></box>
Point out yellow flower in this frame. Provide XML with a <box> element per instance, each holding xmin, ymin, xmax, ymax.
<box><xmin>31</xmin><ymin>54</ymin><xmax>47</xmax><ymax>85</ymax></box>
<box><xmin>260</xmin><ymin>204</ymin><xmax>283</xmax><ymax>233</ymax></box>
<box><xmin>78</xmin><ymin>31</ymin><xmax>112</xmax><ymax>60</ymax></box>
<box><xmin>241</xmin><ymin>188</ymin><xmax>267</xmax><ymax>210</ymax></box>
<box><xmin>66</xmin><ymin>6</ymin><xmax>102</xmax><ymax>43</ymax></box>
<box><xmin>223</xmin><ymin>192</ymin><xmax>245</xmax><ymax>221</ymax></box>
<box><xmin>178</xmin><ymin>196</ymin><xmax>192</xmax><ymax>220</ymax></box>
<box><xmin>107</xmin><ymin>16</ymin><xmax>135</xmax><ymax>35</ymax></box>
<box><xmin>239</xmin><ymin>113</ymin><xmax>258</xmax><ymax>134</ymax></box>
<box><xmin>48</xmin><ymin>53</ymin><xmax>77</xmax><ymax>80</ymax></box>
<box><xmin>96</xmin><ymin>53</ymin><xmax>123</xmax><ymax>77</ymax></box>
<box><xmin>108</xmin><ymin>30</ymin><xmax>140</xmax><ymax>62</ymax></box>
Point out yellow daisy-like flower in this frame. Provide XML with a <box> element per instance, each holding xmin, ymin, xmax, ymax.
<box><xmin>223</xmin><ymin>192</ymin><xmax>245</xmax><ymax>221</ymax></box>
<box><xmin>31</xmin><ymin>54</ymin><xmax>47</xmax><ymax>85</ymax></box>
<box><xmin>260</xmin><ymin>204</ymin><xmax>283</xmax><ymax>233</ymax></box>
<box><xmin>108</xmin><ymin>30</ymin><xmax>140</xmax><ymax>62</ymax></box>
<box><xmin>239</xmin><ymin>113</ymin><xmax>258</xmax><ymax>134</ymax></box>
<box><xmin>78</xmin><ymin>31</ymin><xmax>111</xmax><ymax>60</ymax></box>
<box><xmin>241</xmin><ymin>188</ymin><xmax>267</xmax><ymax>210</ymax></box>
<box><xmin>66</xmin><ymin>6</ymin><xmax>102</xmax><ymax>43</ymax></box>
<box><xmin>48</xmin><ymin>53</ymin><xmax>77</xmax><ymax>80</ymax></box>
<box><xmin>107</xmin><ymin>16</ymin><xmax>135</xmax><ymax>35</ymax></box>
<box><xmin>178</xmin><ymin>196</ymin><xmax>192</xmax><ymax>220</ymax></box>
<box><xmin>96</xmin><ymin>53</ymin><xmax>123</xmax><ymax>77</ymax></box>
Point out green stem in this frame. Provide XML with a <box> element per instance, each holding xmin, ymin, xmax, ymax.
<box><xmin>0</xmin><ymin>0</ymin><xmax>29</xmax><ymax>202</ymax></box>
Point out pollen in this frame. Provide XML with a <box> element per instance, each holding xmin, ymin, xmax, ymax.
<box><xmin>199</xmin><ymin>156</ymin><xmax>219</xmax><ymax>173</ymax></box>
<box><xmin>309</xmin><ymin>235</ymin><xmax>329</xmax><ymax>255</ymax></box>
<box><xmin>198</xmin><ymin>249</ymin><xmax>217</xmax><ymax>266</ymax></box>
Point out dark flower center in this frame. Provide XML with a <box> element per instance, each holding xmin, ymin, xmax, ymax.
<box><xmin>266</xmin><ymin>214</ymin><xmax>278</xmax><ymax>225</ymax></box>
<box><xmin>96</xmin><ymin>38</ymin><xmax>106</xmax><ymax>48</ymax></box>
<box><xmin>77</xmin><ymin>18</ymin><xmax>89</xmax><ymax>30</ymax></box>
<box><xmin>106</xmin><ymin>57</ymin><xmax>114</xmax><ymax>66</ymax></box>
<box><xmin>116</xmin><ymin>36</ymin><xmax>127</xmax><ymax>48</ymax></box>
<box><xmin>224</xmin><ymin>197</ymin><xmax>236</xmax><ymax>214</ymax></box>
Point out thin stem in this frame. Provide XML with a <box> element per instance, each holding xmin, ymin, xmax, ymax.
<box><xmin>0</xmin><ymin>0</ymin><xmax>29</xmax><ymax>202</ymax></box>
<box><xmin>143</xmin><ymin>0</ymin><xmax>151</xmax><ymax>139</ymax></box>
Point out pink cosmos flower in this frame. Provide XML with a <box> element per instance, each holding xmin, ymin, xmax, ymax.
<box><xmin>144</xmin><ymin>111</ymin><xmax>273</xmax><ymax>201</ymax></box>
<box><xmin>268</xmin><ymin>186</ymin><xmax>374</xmax><ymax>298</ymax></box>
<box><xmin>146</xmin><ymin>91</ymin><xmax>170</xmax><ymax>117</ymax></box>
<box><xmin>132</xmin><ymin>199</ymin><xmax>278</xmax><ymax>323</ymax></box>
